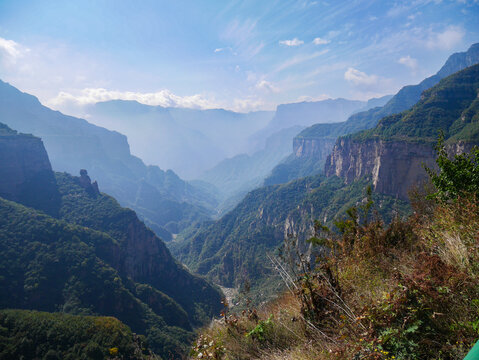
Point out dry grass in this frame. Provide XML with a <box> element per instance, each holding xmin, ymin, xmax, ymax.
<box><xmin>190</xmin><ymin>196</ymin><xmax>479</xmax><ymax>360</ymax></box>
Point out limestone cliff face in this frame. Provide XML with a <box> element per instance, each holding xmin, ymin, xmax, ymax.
<box><xmin>325</xmin><ymin>137</ymin><xmax>477</xmax><ymax>200</ymax></box>
<box><xmin>293</xmin><ymin>137</ymin><xmax>337</xmax><ymax>160</ymax></box>
<box><xmin>0</xmin><ymin>132</ymin><xmax>59</xmax><ymax>214</ymax></box>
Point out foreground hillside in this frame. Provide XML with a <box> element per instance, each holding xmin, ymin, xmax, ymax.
<box><xmin>192</xmin><ymin>146</ymin><xmax>479</xmax><ymax>358</ymax></box>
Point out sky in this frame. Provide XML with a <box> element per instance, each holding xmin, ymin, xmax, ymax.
<box><xmin>0</xmin><ymin>0</ymin><xmax>478</xmax><ymax>114</ymax></box>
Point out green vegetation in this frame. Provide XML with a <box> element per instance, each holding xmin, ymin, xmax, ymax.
<box><xmin>55</xmin><ymin>172</ymin><xmax>222</xmax><ymax>327</ymax></box>
<box><xmin>353</xmin><ymin>64</ymin><xmax>479</xmax><ymax>143</ymax></box>
<box><xmin>172</xmin><ymin>174</ymin><xmax>408</xmax><ymax>302</ymax></box>
<box><xmin>0</xmin><ymin>170</ymin><xmax>223</xmax><ymax>358</ymax></box>
<box><xmin>426</xmin><ymin>134</ymin><xmax>479</xmax><ymax>201</ymax></box>
<box><xmin>268</xmin><ymin>44</ymin><xmax>479</xmax><ymax>186</ymax></box>
<box><xmin>0</xmin><ymin>196</ymin><xmax>193</xmax><ymax>358</ymax></box>
<box><xmin>192</xmin><ymin>145</ymin><xmax>479</xmax><ymax>358</ymax></box>
<box><xmin>0</xmin><ymin>309</ymin><xmax>157</xmax><ymax>359</ymax></box>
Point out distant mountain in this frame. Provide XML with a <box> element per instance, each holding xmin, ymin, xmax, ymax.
<box><xmin>247</xmin><ymin>97</ymin><xmax>389</xmax><ymax>152</ymax></box>
<box><xmin>84</xmin><ymin>100</ymin><xmax>274</xmax><ymax>179</ymax></box>
<box><xmin>326</xmin><ymin>63</ymin><xmax>479</xmax><ymax>200</ymax></box>
<box><xmin>265</xmin><ymin>43</ymin><xmax>479</xmax><ymax>185</ymax></box>
<box><xmin>0</xmin><ymin>80</ymin><xmax>215</xmax><ymax>240</ymax></box>
<box><xmin>0</xmin><ymin>126</ymin><xmax>223</xmax><ymax>357</ymax></box>
<box><xmin>197</xmin><ymin>126</ymin><xmax>304</xmax><ymax>213</ymax></box>
<box><xmin>196</xmin><ymin>96</ymin><xmax>391</xmax><ymax>208</ymax></box>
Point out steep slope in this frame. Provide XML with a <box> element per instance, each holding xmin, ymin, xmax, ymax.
<box><xmin>55</xmin><ymin>171</ymin><xmax>222</xmax><ymax>327</ymax></box>
<box><xmin>0</xmin><ymin>123</ymin><xmax>60</xmax><ymax>215</ymax></box>
<box><xmin>0</xmin><ymin>80</ymin><xmax>214</xmax><ymax>240</ymax></box>
<box><xmin>171</xmin><ymin>175</ymin><xmax>407</xmax><ymax>297</ymax></box>
<box><xmin>0</xmin><ymin>197</ymin><xmax>192</xmax><ymax>358</ymax></box>
<box><xmin>326</xmin><ymin>64</ymin><xmax>479</xmax><ymax>200</ymax></box>
<box><xmin>266</xmin><ymin>43</ymin><xmax>479</xmax><ymax>185</ymax></box>
<box><xmin>85</xmin><ymin>100</ymin><xmax>274</xmax><ymax>179</ymax></box>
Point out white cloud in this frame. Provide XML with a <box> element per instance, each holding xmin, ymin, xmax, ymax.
<box><xmin>275</xmin><ymin>49</ymin><xmax>329</xmax><ymax>72</ymax></box>
<box><xmin>255</xmin><ymin>80</ymin><xmax>279</xmax><ymax>93</ymax></box>
<box><xmin>398</xmin><ymin>55</ymin><xmax>418</xmax><ymax>70</ymax></box>
<box><xmin>426</xmin><ymin>25</ymin><xmax>464</xmax><ymax>50</ymax></box>
<box><xmin>312</xmin><ymin>37</ymin><xmax>330</xmax><ymax>45</ymax></box>
<box><xmin>0</xmin><ymin>37</ymin><xmax>28</xmax><ymax>65</ymax></box>
<box><xmin>47</xmin><ymin>88</ymin><xmax>221</xmax><ymax>110</ymax></box>
<box><xmin>214</xmin><ymin>48</ymin><xmax>224</xmax><ymax>53</ymax></box>
<box><xmin>279</xmin><ymin>38</ymin><xmax>304</xmax><ymax>46</ymax></box>
<box><xmin>344</xmin><ymin>67</ymin><xmax>378</xmax><ymax>86</ymax></box>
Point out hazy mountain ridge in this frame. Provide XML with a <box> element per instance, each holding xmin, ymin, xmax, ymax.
<box><xmin>0</xmin><ymin>80</ymin><xmax>215</xmax><ymax>240</ymax></box>
<box><xmin>85</xmin><ymin>100</ymin><xmax>274</xmax><ymax>179</ymax></box>
<box><xmin>195</xmin><ymin>97</ymin><xmax>392</xmax><ymax>210</ymax></box>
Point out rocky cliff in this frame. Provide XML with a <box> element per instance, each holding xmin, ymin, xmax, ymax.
<box><xmin>0</xmin><ymin>123</ymin><xmax>59</xmax><ymax>214</ymax></box>
<box><xmin>326</xmin><ymin>63</ymin><xmax>479</xmax><ymax>200</ymax></box>
<box><xmin>325</xmin><ymin>138</ymin><xmax>437</xmax><ymax>200</ymax></box>
<box><xmin>293</xmin><ymin>136</ymin><xmax>337</xmax><ymax>159</ymax></box>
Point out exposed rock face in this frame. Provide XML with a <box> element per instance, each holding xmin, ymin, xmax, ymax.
<box><xmin>0</xmin><ymin>131</ymin><xmax>59</xmax><ymax>214</ymax></box>
<box><xmin>293</xmin><ymin>137</ymin><xmax>337</xmax><ymax>159</ymax></box>
<box><xmin>325</xmin><ymin>138</ymin><xmax>477</xmax><ymax>200</ymax></box>
<box><xmin>78</xmin><ymin>169</ymin><xmax>100</xmax><ymax>195</ymax></box>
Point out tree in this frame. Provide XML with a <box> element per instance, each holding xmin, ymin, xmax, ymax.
<box><xmin>425</xmin><ymin>132</ymin><xmax>479</xmax><ymax>201</ymax></box>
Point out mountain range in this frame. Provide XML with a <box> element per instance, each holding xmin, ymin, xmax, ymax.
<box><xmin>264</xmin><ymin>42</ymin><xmax>479</xmax><ymax>186</ymax></box>
<box><xmin>0</xmin><ymin>122</ymin><xmax>222</xmax><ymax>357</ymax></box>
<box><xmin>172</xmin><ymin>46</ymin><xmax>479</xmax><ymax>301</ymax></box>
<box><xmin>0</xmin><ymin>80</ymin><xmax>216</xmax><ymax>241</ymax></box>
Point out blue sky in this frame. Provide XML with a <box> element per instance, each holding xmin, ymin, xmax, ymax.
<box><xmin>0</xmin><ymin>0</ymin><xmax>478</xmax><ymax>113</ymax></box>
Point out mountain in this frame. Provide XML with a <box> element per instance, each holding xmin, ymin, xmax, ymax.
<box><xmin>197</xmin><ymin>126</ymin><xmax>304</xmax><ymax>213</ymax></box>
<box><xmin>84</xmin><ymin>100</ymin><xmax>274</xmax><ymax>179</ymax></box>
<box><xmin>0</xmin><ymin>125</ymin><xmax>223</xmax><ymax>358</ymax></box>
<box><xmin>173</xmin><ymin>52</ymin><xmax>479</xmax><ymax>302</ymax></box>
<box><xmin>0</xmin><ymin>80</ymin><xmax>215</xmax><ymax>240</ymax></box>
<box><xmin>265</xmin><ymin>43</ymin><xmax>479</xmax><ymax>185</ymax></box>
<box><xmin>0</xmin><ymin>122</ymin><xmax>60</xmax><ymax>216</ymax></box>
<box><xmin>171</xmin><ymin>175</ymin><xmax>407</xmax><ymax>300</ymax></box>
<box><xmin>250</xmin><ymin>98</ymin><xmax>376</xmax><ymax>149</ymax></box>
<box><xmin>196</xmin><ymin>97</ymin><xmax>392</xmax><ymax>209</ymax></box>
<box><xmin>326</xmin><ymin>63</ymin><xmax>479</xmax><ymax>200</ymax></box>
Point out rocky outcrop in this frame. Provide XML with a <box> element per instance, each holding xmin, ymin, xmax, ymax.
<box><xmin>325</xmin><ymin>138</ymin><xmax>477</xmax><ymax>200</ymax></box>
<box><xmin>293</xmin><ymin>137</ymin><xmax>337</xmax><ymax>159</ymax></box>
<box><xmin>78</xmin><ymin>169</ymin><xmax>100</xmax><ymax>195</ymax></box>
<box><xmin>0</xmin><ymin>129</ymin><xmax>59</xmax><ymax>214</ymax></box>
